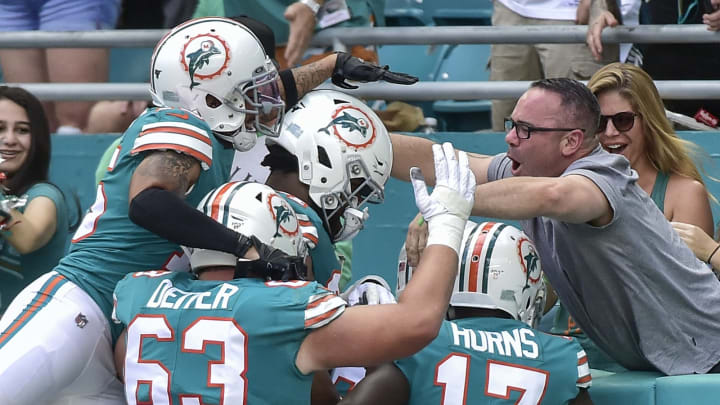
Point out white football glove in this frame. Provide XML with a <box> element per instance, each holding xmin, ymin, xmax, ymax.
<box><xmin>410</xmin><ymin>142</ymin><xmax>476</xmax><ymax>255</ymax></box>
<box><xmin>340</xmin><ymin>275</ymin><xmax>397</xmax><ymax>306</ymax></box>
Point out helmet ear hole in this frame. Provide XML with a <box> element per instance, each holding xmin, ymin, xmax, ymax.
<box><xmin>317</xmin><ymin>146</ymin><xmax>332</xmax><ymax>169</ymax></box>
<box><xmin>206</xmin><ymin>94</ymin><xmax>222</xmax><ymax>109</ymax></box>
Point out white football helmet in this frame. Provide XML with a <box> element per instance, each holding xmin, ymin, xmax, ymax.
<box><xmin>150</xmin><ymin>17</ymin><xmax>285</xmax><ymax>151</ymax></box>
<box><xmin>398</xmin><ymin>221</ymin><xmax>545</xmax><ymax>327</ymax></box>
<box><xmin>267</xmin><ymin>89</ymin><xmax>393</xmax><ymax>242</ymax></box>
<box><xmin>190</xmin><ymin>181</ymin><xmax>305</xmax><ymax>272</ymax></box>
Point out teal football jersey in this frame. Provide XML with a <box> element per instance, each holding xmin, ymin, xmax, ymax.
<box><xmin>113</xmin><ymin>271</ymin><xmax>346</xmax><ymax>405</ymax></box>
<box><xmin>396</xmin><ymin>318</ymin><xmax>591</xmax><ymax>405</ymax></box>
<box><xmin>278</xmin><ymin>192</ymin><xmax>343</xmax><ymax>292</ymax></box>
<box><xmin>55</xmin><ymin>108</ymin><xmax>234</xmax><ymax>333</ymax></box>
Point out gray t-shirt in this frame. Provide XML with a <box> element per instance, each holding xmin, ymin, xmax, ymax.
<box><xmin>488</xmin><ymin>146</ymin><xmax>720</xmax><ymax>375</ymax></box>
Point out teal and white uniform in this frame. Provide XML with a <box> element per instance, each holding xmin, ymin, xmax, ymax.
<box><xmin>57</xmin><ymin>107</ymin><xmax>234</xmax><ymax>337</ymax></box>
<box><xmin>113</xmin><ymin>270</ymin><xmax>346</xmax><ymax>405</ymax></box>
<box><xmin>396</xmin><ymin>318</ymin><xmax>591</xmax><ymax>405</ymax></box>
<box><xmin>0</xmin><ymin>183</ymin><xmax>70</xmax><ymax>313</ymax></box>
<box><xmin>0</xmin><ymin>108</ymin><xmax>233</xmax><ymax>405</ymax></box>
<box><xmin>279</xmin><ymin>191</ymin><xmax>344</xmax><ymax>292</ymax></box>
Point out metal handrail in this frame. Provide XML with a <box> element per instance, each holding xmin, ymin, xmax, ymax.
<box><xmin>0</xmin><ymin>25</ymin><xmax>717</xmax><ymax>48</ymax></box>
<box><xmin>8</xmin><ymin>81</ymin><xmax>720</xmax><ymax>101</ymax></box>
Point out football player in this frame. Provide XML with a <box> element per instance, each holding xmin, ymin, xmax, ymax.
<box><xmin>263</xmin><ymin>89</ymin><xmax>393</xmax><ymax>292</ymax></box>
<box><xmin>113</xmin><ymin>143</ymin><xmax>476</xmax><ymax>404</ymax></box>
<box><xmin>0</xmin><ymin>17</ymin><xmax>415</xmax><ymax>404</ymax></box>
<box><xmin>339</xmin><ymin>221</ymin><xmax>593</xmax><ymax>405</ymax></box>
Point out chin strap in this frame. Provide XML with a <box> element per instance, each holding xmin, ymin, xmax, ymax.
<box><xmin>332</xmin><ymin>207</ymin><xmax>369</xmax><ymax>242</ymax></box>
<box><xmin>214</xmin><ymin>129</ymin><xmax>258</xmax><ymax>152</ymax></box>
<box><xmin>233</xmin><ymin>236</ymin><xmax>308</xmax><ymax>281</ymax></box>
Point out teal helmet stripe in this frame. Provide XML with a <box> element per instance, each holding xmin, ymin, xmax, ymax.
<box><xmin>458</xmin><ymin>222</ymin><xmax>480</xmax><ymax>291</ymax></box>
<box><xmin>482</xmin><ymin>223</ymin><xmax>507</xmax><ymax>293</ymax></box>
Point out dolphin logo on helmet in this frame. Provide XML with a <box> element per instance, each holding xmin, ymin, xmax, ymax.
<box><xmin>186</xmin><ymin>40</ymin><xmax>222</xmax><ymax>89</ymax></box>
<box><xmin>320</xmin><ymin>111</ymin><xmax>369</xmax><ymax>138</ymax></box>
<box><xmin>273</xmin><ymin>203</ymin><xmax>293</xmax><ymax>237</ymax></box>
<box><xmin>397</xmin><ymin>221</ymin><xmax>546</xmax><ymax>328</ymax></box>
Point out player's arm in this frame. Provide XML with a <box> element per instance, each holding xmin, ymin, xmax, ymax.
<box><xmin>571</xmin><ymin>389</ymin><xmax>594</xmax><ymax>405</ymax></box>
<box><xmin>297</xmin><ymin>243</ymin><xmax>456</xmax><ymax>371</ymax></box>
<box><xmin>338</xmin><ymin>363</ymin><xmax>409</xmax><ymax>405</ymax></box>
<box><xmin>0</xmin><ymin>195</ymin><xmax>57</xmax><ymax>254</ymax></box>
<box><xmin>297</xmin><ymin>143</ymin><xmax>475</xmax><ymax>373</ymax></box>
<box><xmin>471</xmin><ymin>174</ymin><xmax>613</xmax><ymax>226</ymax></box>
<box><xmin>395</xmin><ymin>135</ymin><xmax>489</xmax><ymax>266</ymax></box>
<box><xmin>127</xmin><ymin>151</ymin><xmax>255</xmax><ymax>257</ymax></box>
<box><xmin>279</xmin><ymin>53</ymin><xmax>419</xmax><ymax>107</ymax></box>
<box><xmin>391</xmin><ymin>134</ymin><xmax>492</xmax><ymax>184</ymax></box>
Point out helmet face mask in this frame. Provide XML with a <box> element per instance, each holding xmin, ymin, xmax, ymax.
<box><xmin>398</xmin><ymin>221</ymin><xmax>545</xmax><ymax>327</ymax></box>
<box><xmin>317</xmin><ymin>158</ymin><xmax>385</xmax><ymax>242</ymax></box>
<box><xmin>269</xmin><ymin>89</ymin><xmax>393</xmax><ymax>243</ymax></box>
<box><xmin>150</xmin><ymin>17</ymin><xmax>285</xmax><ymax>151</ymax></box>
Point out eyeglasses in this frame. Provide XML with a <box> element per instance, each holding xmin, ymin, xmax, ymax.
<box><xmin>504</xmin><ymin>118</ymin><xmax>585</xmax><ymax>140</ymax></box>
<box><xmin>598</xmin><ymin>111</ymin><xmax>637</xmax><ymax>133</ymax></box>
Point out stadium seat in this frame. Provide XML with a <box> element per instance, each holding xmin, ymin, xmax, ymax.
<box><xmin>377</xmin><ymin>44</ymin><xmax>445</xmax><ymax>118</ymax></box>
<box><xmin>424</xmin><ymin>0</ymin><xmax>493</xmax><ymax>26</ymax></box>
<box><xmin>431</xmin><ymin>44</ymin><xmax>492</xmax><ymax>131</ymax></box>
<box><xmin>588</xmin><ymin>369</ymin><xmax>720</xmax><ymax>405</ymax></box>
<box><xmin>589</xmin><ymin>370</ymin><xmax>661</xmax><ymax>405</ymax></box>
<box><xmin>655</xmin><ymin>373</ymin><xmax>720</xmax><ymax>405</ymax></box>
<box><xmin>108</xmin><ymin>48</ymin><xmax>154</xmax><ymax>83</ymax></box>
<box><xmin>378</xmin><ymin>44</ymin><xmax>444</xmax><ymax>82</ymax></box>
<box><xmin>384</xmin><ymin>0</ymin><xmax>429</xmax><ymax>26</ymax></box>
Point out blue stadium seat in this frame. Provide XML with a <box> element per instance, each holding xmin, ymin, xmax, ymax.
<box><xmin>384</xmin><ymin>0</ymin><xmax>429</xmax><ymax>26</ymax></box>
<box><xmin>431</xmin><ymin>44</ymin><xmax>492</xmax><ymax>131</ymax></box>
<box><xmin>655</xmin><ymin>374</ymin><xmax>720</xmax><ymax>405</ymax></box>
<box><xmin>589</xmin><ymin>371</ymin><xmax>661</xmax><ymax>405</ymax></box>
<box><xmin>377</xmin><ymin>44</ymin><xmax>445</xmax><ymax>118</ymax></box>
<box><xmin>424</xmin><ymin>0</ymin><xmax>493</xmax><ymax>26</ymax></box>
<box><xmin>588</xmin><ymin>369</ymin><xmax>720</xmax><ymax>405</ymax></box>
<box><xmin>378</xmin><ymin>44</ymin><xmax>444</xmax><ymax>82</ymax></box>
<box><xmin>108</xmin><ymin>48</ymin><xmax>154</xmax><ymax>83</ymax></box>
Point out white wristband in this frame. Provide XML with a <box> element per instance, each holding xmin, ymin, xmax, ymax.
<box><xmin>425</xmin><ymin>213</ymin><xmax>467</xmax><ymax>256</ymax></box>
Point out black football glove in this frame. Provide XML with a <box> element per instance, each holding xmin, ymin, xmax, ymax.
<box><xmin>234</xmin><ymin>235</ymin><xmax>307</xmax><ymax>281</ymax></box>
<box><xmin>331</xmin><ymin>51</ymin><xmax>419</xmax><ymax>90</ymax></box>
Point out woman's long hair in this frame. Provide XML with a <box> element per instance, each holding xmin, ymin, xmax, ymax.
<box><xmin>587</xmin><ymin>63</ymin><xmax>712</xmax><ymax>197</ymax></box>
<box><xmin>0</xmin><ymin>86</ymin><xmax>80</xmax><ymax>230</ymax></box>
<box><xmin>0</xmin><ymin>86</ymin><xmax>50</xmax><ymax>195</ymax></box>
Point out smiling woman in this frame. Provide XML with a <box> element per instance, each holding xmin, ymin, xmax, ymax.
<box><xmin>0</xmin><ymin>86</ymin><xmax>76</xmax><ymax>315</ymax></box>
<box><xmin>588</xmin><ymin>63</ymin><xmax>713</xmax><ymax>232</ymax></box>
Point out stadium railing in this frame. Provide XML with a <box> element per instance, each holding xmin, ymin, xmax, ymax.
<box><xmin>1</xmin><ymin>25</ymin><xmax>719</xmax><ymax>101</ymax></box>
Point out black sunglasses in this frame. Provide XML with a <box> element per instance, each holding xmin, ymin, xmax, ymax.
<box><xmin>504</xmin><ymin>118</ymin><xmax>585</xmax><ymax>140</ymax></box>
<box><xmin>598</xmin><ymin>111</ymin><xmax>638</xmax><ymax>133</ymax></box>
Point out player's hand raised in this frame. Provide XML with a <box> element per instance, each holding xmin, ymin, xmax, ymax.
<box><xmin>409</xmin><ymin>142</ymin><xmax>475</xmax><ymax>255</ymax></box>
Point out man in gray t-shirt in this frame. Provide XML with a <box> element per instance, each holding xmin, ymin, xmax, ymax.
<box><xmin>390</xmin><ymin>77</ymin><xmax>720</xmax><ymax>375</ymax></box>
